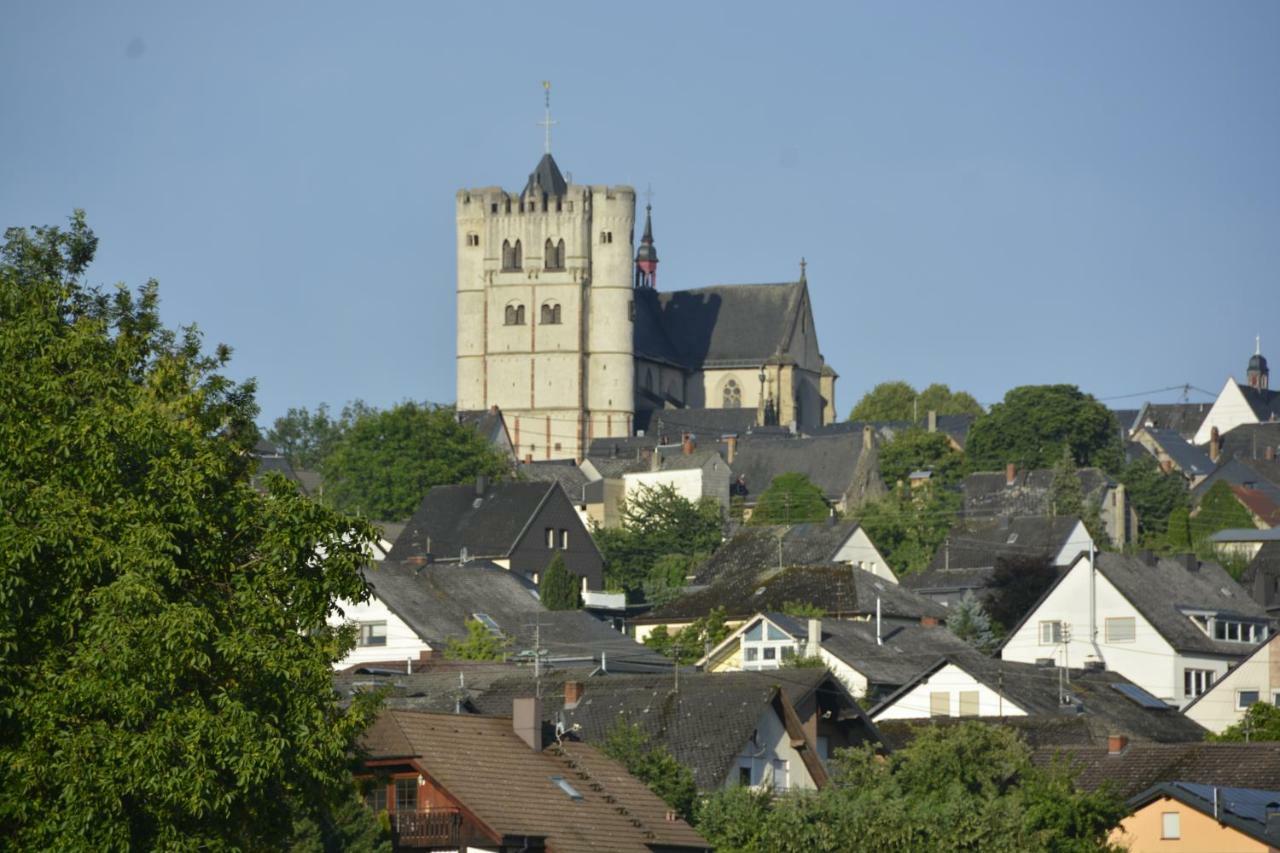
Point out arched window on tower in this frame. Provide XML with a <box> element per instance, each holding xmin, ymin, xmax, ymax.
<box><xmin>513</xmin><ymin>240</ymin><xmax>522</xmax><ymax>269</ymax></box>
<box><xmin>516</xmin><ymin>304</ymin><xmax>525</xmax><ymax>325</ymax></box>
<box><xmin>505</xmin><ymin>304</ymin><xmax>516</xmax><ymax>325</ymax></box>
<box><xmin>540</xmin><ymin>302</ymin><xmax>563</xmax><ymax>325</ymax></box>
<box><xmin>502</xmin><ymin>240</ymin><xmax>516</xmax><ymax>271</ymax></box>
<box><xmin>505</xmin><ymin>302</ymin><xmax>526</xmax><ymax>326</ymax></box>
<box><xmin>556</xmin><ymin>239</ymin><xmax>565</xmax><ymax>268</ymax></box>
<box><xmin>552</xmin><ymin>303</ymin><xmax>561</xmax><ymax>324</ymax></box>
<box><xmin>544</xmin><ymin>238</ymin><xmax>564</xmax><ymax>271</ymax></box>
<box><xmin>723</xmin><ymin>378</ymin><xmax>742</xmax><ymax>408</ymax></box>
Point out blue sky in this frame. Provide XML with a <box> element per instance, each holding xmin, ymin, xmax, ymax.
<box><xmin>3</xmin><ymin>2</ymin><xmax>1277</xmax><ymax>426</ymax></box>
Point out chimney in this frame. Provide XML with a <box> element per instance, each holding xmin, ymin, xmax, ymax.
<box><xmin>475</xmin><ymin>475</ymin><xmax>488</xmax><ymax>497</ymax></box>
<box><xmin>513</xmin><ymin>697</ymin><xmax>543</xmax><ymax>751</ymax></box>
<box><xmin>1107</xmin><ymin>734</ymin><xmax>1128</xmax><ymax>755</ymax></box>
<box><xmin>1005</xmin><ymin>463</ymin><xmax>1017</xmax><ymax>486</ymax></box>
<box><xmin>862</xmin><ymin>424</ymin><xmax>874</xmax><ymax>451</ymax></box>
<box><xmin>524</xmin><ymin>453</ymin><xmax>533</xmax><ymax>464</ymax></box>
<box><xmin>681</xmin><ymin>433</ymin><xmax>695</xmax><ymax>455</ymax></box>
<box><xmin>805</xmin><ymin>618</ymin><xmax>822</xmax><ymax>659</ymax></box>
<box><xmin>1210</xmin><ymin>427</ymin><xmax>1221</xmax><ymax>463</ymax></box>
<box><xmin>1035</xmin><ymin>657</ymin><xmax>1055</xmax><ymax>667</ymax></box>
<box><xmin>1160</xmin><ymin>459</ymin><xmax>1173</xmax><ymax>474</ymax></box>
<box><xmin>563</xmin><ymin>680</ymin><xmax>584</xmax><ymax>708</ymax></box>
<box><xmin>489</xmin><ymin>404</ymin><xmax>499</xmax><ymax>415</ymax></box>
<box><xmin>726</xmin><ymin>434</ymin><xmax>738</xmax><ymax>465</ymax></box>
<box><xmin>1083</xmin><ymin>659</ymin><xmax>1104</xmax><ymax>671</ymax></box>
<box><xmin>1267</xmin><ymin>446</ymin><xmax>1277</xmax><ymax>462</ymax></box>
<box><xmin>920</xmin><ymin>616</ymin><xmax>940</xmax><ymax>628</ymax></box>
<box><xmin>927</xmin><ymin>410</ymin><xmax>938</xmax><ymax>433</ymax></box>
<box><xmin>404</xmin><ymin>555</ymin><xmax>427</xmax><ymax>567</ymax></box>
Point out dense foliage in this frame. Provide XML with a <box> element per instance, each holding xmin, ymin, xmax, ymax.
<box><xmin>879</xmin><ymin>427</ymin><xmax>965</xmax><ymax>487</ymax></box>
<box><xmin>748</xmin><ymin>473</ymin><xmax>831</xmax><ymax>525</ymax></box>
<box><xmin>0</xmin><ymin>213</ymin><xmax>383</xmax><ymax>849</ymax></box>
<box><xmin>1189</xmin><ymin>480</ymin><xmax>1256</xmax><ymax>542</ymax></box>
<box><xmin>696</xmin><ymin>723</ymin><xmax>1126</xmax><ymax>852</ymax></box>
<box><xmin>642</xmin><ymin>607</ymin><xmax>732</xmax><ymax>664</ymax></box>
<box><xmin>538</xmin><ymin>553</ymin><xmax>581</xmax><ymax>610</ymax></box>
<box><xmin>319</xmin><ymin>401</ymin><xmax>510</xmax><ymax>521</ymax></box>
<box><xmin>849</xmin><ymin>381</ymin><xmax>983</xmax><ymax>422</ymax></box>
<box><xmin>854</xmin><ymin>486</ymin><xmax>962</xmax><ymax>574</ymax></box>
<box><xmin>1117</xmin><ymin>454</ymin><xmax>1188</xmax><ymax>545</ymax></box>
<box><xmin>600</xmin><ymin>720</ymin><xmax>699</xmax><ymax>821</ymax></box>
<box><xmin>593</xmin><ymin>484</ymin><xmax>723</xmax><ymax>597</ymax></box>
<box><xmin>268</xmin><ymin>401</ymin><xmax>373</xmax><ymax>471</ymax></box>
<box><xmin>444</xmin><ymin>619</ymin><xmax>510</xmax><ymax>661</ymax></box>
<box><xmin>984</xmin><ymin>555</ymin><xmax>1059</xmax><ymax>634</ymax></box>
<box><xmin>1210</xmin><ymin>702</ymin><xmax>1280</xmax><ymax>743</ymax></box>
<box><xmin>966</xmin><ymin>385</ymin><xmax>1122</xmax><ymax>473</ymax></box>
<box><xmin>1048</xmin><ymin>447</ymin><xmax>1108</xmax><ymax>545</ymax></box>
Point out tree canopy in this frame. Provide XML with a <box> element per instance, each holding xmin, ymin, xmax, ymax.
<box><xmin>947</xmin><ymin>591</ymin><xmax>998</xmax><ymax>653</ymax></box>
<box><xmin>538</xmin><ymin>553</ymin><xmax>581</xmax><ymax>610</ymax></box>
<box><xmin>0</xmin><ymin>212</ymin><xmax>383</xmax><ymax>849</ymax></box>
<box><xmin>320</xmin><ymin>401</ymin><xmax>510</xmax><ymax>521</ymax></box>
<box><xmin>695</xmin><ymin>722</ymin><xmax>1125</xmax><ymax>852</ymax></box>
<box><xmin>593</xmin><ymin>484</ymin><xmax>723</xmax><ymax>597</ymax></box>
<box><xmin>879</xmin><ymin>428</ymin><xmax>965</xmax><ymax>488</ymax></box>
<box><xmin>1117</xmin><ymin>455</ymin><xmax>1188</xmax><ymax>545</ymax></box>
<box><xmin>642</xmin><ymin>607</ymin><xmax>732</xmax><ymax>664</ymax></box>
<box><xmin>601</xmin><ymin>720</ymin><xmax>698</xmax><ymax>822</ymax></box>
<box><xmin>1210</xmin><ymin>702</ymin><xmax>1280</xmax><ymax>743</ymax></box>
<box><xmin>983</xmin><ymin>555</ymin><xmax>1059</xmax><ymax>633</ymax></box>
<box><xmin>848</xmin><ymin>381</ymin><xmax>983</xmax><ymax>423</ymax></box>
<box><xmin>268</xmin><ymin>401</ymin><xmax>373</xmax><ymax>471</ymax></box>
<box><xmin>748</xmin><ymin>473</ymin><xmax>831</xmax><ymax>525</ymax></box>
<box><xmin>853</xmin><ymin>486</ymin><xmax>961</xmax><ymax>575</ymax></box>
<box><xmin>965</xmin><ymin>385</ymin><xmax>1122</xmax><ymax>473</ymax></box>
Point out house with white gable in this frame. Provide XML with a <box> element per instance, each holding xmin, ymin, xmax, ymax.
<box><xmin>1182</xmin><ymin>633</ymin><xmax>1280</xmax><ymax>734</ymax></box>
<box><xmin>999</xmin><ymin>551</ymin><xmax>1272</xmax><ymax>708</ymax></box>
<box><xmin>622</xmin><ymin>439</ymin><xmax>732</xmax><ymax>517</ymax></box>
<box><xmin>1193</xmin><ymin>341</ymin><xmax>1280</xmax><ymax>446</ymax></box>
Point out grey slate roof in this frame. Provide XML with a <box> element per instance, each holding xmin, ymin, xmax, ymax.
<box><xmin>360</xmin><ymin>561</ymin><xmax>667</xmax><ymax>668</ymax></box>
<box><xmin>1134</xmin><ymin>402</ymin><xmax>1214</xmax><ymax>441</ymax></box>
<box><xmin>1143</xmin><ymin>428</ymin><xmax>1215</xmax><ymax>477</ymax></box>
<box><xmin>523</xmin><ymin>152</ymin><xmax>567</xmax><ymax>197</ymax></box>
<box><xmin>651</xmin><ymin>562</ymin><xmax>945</xmax><ymax>622</ymax></box>
<box><xmin>962</xmin><ymin>467</ymin><xmax>1113</xmax><ymax>520</ymax></box>
<box><xmin>1239</xmin><ymin>384</ymin><xmax>1280</xmax><ymax>423</ymax></box>
<box><xmin>1242</xmin><ymin>542</ymin><xmax>1280</xmax><ymax>615</ymax></box>
<box><xmin>1002</xmin><ymin>552</ymin><xmax>1270</xmax><ymax>658</ymax></box>
<box><xmin>730</xmin><ymin>432</ymin><xmax>884</xmax><ymax>505</ymax></box>
<box><xmin>519</xmin><ymin>459</ymin><xmax>591</xmax><ymax>496</ymax></box>
<box><xmin>815</xmin><ymin>620</ymin><xmax>976</xmax><ymax>691</ymax></box>
<box><xmin>250</xmin><ymin>440</ymin><xmax>304</xmax><ymax>492</ymax></box>
<box><xmin>636</xmin><ymin>407</ymin><xmax>760</xmax><ymax>440</ymax></box>
<box><xmin>922</xmin><ymin>516</ymin><xmax>1084</xmax><ymax>573</ymax></box>
<box><xmin>1191</xmin><ymin>458</ymin><xmax>1280</xmax><ymax>508</ymax></box>
<box><xmin>389</xmin><ymin>480</ymin><xmax>556</xmax><ymax>562</ymax></box>
<box><xmin>691</xmin><ymin>521</ymin><xmax>862</xmax><ymax>585</ymax></box>
<box><xmin>632</xmin><ymin>282</ymin><xmax>805</xmax><ymax>368</ymax></box>
<box><xmin>1041</xmin><ymin>742</ymin><xmax>1280</xmax><ymax>799</ymax></box>
<box><xmin>1219</xmin><ymin>422</ymin><xmax>1280</xmax><ymax>462</ymax></box>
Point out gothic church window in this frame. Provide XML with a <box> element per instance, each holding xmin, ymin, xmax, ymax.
<box><xmin>544</xmin><ymin>238</ymin><xmax>565</xmax><ymax>271</ymax></box>
<box><xmin>502</xmin><ymin>239</ymin><xmax>522</xmax><ymax>271</ymax></box>
<box><xmin>540</xmin><ymin>302</ymin><xmax>562</xmax><ymax>325</ymax></box>
<box><xmin>505</xmin><ymin>303</ymin><xmax>526</xmax><ymax>326</ymax></box>
<box><xmin>723</xmin><ymin>378</ymin><xmax>742</xmax><ymax>408</ymax></box>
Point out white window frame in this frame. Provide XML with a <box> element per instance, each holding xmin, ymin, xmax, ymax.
<box><xmin>1104</xmin><ymin>616</ymin><xmax>1135</xmax><ymax>644</ymax></box>
<box><xmin>1039</xmin><ymin>620</ymin><xmax>1063</xmax><ymax>645</ymax></box>
<box><xmin>358</xmin><ymin>621</ymin><xmax>387</xmax><ymax>647</ymax></box>
<box><xmin>1236</xmin><ymin>689</ymin><xmax>1261</xmax><ymax>710</ymax></box>
<box><xmin>1161</xmin><ymin>811</ymin><xmax>1180</xmax><ymax>840</ymax></box>
<box><xmin>1184</xmin><ymin>668</ymin><xmax>1214</xmax><ymax>699</ymax></box>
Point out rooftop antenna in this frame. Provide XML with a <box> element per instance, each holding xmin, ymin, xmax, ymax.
<box><xmin>538</xmin><ymin>80</ymin><xmax>556</xmax><ymax>155</ymax></box>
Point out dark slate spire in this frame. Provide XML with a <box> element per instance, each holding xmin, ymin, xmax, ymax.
<box><xmin>634</xmin><ymin>204</ymin><xmax>659</xmax><ymax>289</ymax></box>
<box><xmin>524</xmin><ymin>153</ymin><xmax>567</xmax><ymax>197</ymax></box>
<box><xmin>1248</xmin><ymin>336</ymin><xmax>1269</xmax><ymax>390</ymax></box>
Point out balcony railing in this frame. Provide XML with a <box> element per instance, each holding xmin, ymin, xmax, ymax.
<box><xmin>392</xmin><ymin>808</ymin><xmax>462</xmax><ymax>847</ymax></box>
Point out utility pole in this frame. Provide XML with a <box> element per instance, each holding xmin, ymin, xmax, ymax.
<box><xmin>534</xmin><ymin>616</ymin><xmax>542</xmax><ymax>699</ymax></box>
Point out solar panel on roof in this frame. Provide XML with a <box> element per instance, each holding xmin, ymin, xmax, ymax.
<box><xmin>1110</xmin><ymin>682</ymin><xmax>1169</xmax><ymax>709</ymax></box>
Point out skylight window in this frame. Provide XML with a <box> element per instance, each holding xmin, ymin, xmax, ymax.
<box><xmin>550</xmin><ymin>776</ymin><xmax>584</xmax><ymax>801</ymax></box>
<box><xmin>472</xmin><ymin>613</ymin><xmax>503</xmax><ymax>636</ymax></box>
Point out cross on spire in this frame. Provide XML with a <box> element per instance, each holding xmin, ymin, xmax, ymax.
<box><xmin>1258</xmin><ymin>335</ymin><xmax>1262</xmax><ymax>356</ymax></box>
<box><xmin>538</xmin><ymin>80</ymin><xmax>557</xmax><ymax>154</ymax></box>
<box><xmin>799</xmin><ymin>257</ymin><xmax>807</xmax><ymax>282</ymax></box>
<box><xmin>644</xmin><ymin>184</ymin><xmax>655</xmax><ymax>208</ymax></box>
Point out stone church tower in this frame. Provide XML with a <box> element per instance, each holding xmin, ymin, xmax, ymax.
<box><xmin>455</xmin><ymin>152</ymin><xmax>635</xmax><ymax>461</ymax></box>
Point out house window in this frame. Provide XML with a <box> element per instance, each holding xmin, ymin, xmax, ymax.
<box><xmin>358</xmin><ymin>622</ymin><xmax>387</xmax><ymax>647</ymax></box>
<box><xmin>365</xmin><ymin>783</ymin><xmax>388</xmax><ymax>813</ymax></box>
<box><xmin>545</xmin><ymin>527</ymin><xmax>555</xmax><ymax>549</ymax></box>
<box><xmin>1274</xmin><ymin>691</ymin><xmax>1280</xmax><ymax>706</ymax></box>
<box><xmin>1105</xmin><ymin>617</ymin><xmax>1135</xmax><ymax>643</ymax></box>
<box><xmin>559</xmin><ymin>529</ymin><xmax>568</xmax><ymax>548</ymax></box>
<box><xmin>600</xmin><ymin>231</ymin><xmax>613</xmax><ymax>244</ymax></box>
<box><xmin>1039</xmin><ymin>621</ymin><xmax>1063</xmax><ymax>645</ymax></box>
<box><xmin>1184</xmin><ymin>668</ymin><xmax>1214</xmax><ymax>699</ymax></box>
<box><xmin>394</xmin><ymin>778</ymin><xmax>417</xmax><ymax>813</ymax></box>
<box><xmin>1237</xmin><ymin>689</ymin><xmax>1260</xmax><ymax>710</ymax></box>
<box><xmin>929</xmin><ymin>691</ymin><xmax>950</xmax><ymax>717</ymax></box>
<box><xmin>958</xmin><ymin>691</ymin><xmax>980</xmax><ymax>717</ymax></box>
<box><xmin>1211</xmin><ymin>619</ymin><xmax>1267</xmax><ymax>643</ymax></box>
<box><xmin>771</xmin><ymin>759</ymin><xmax>789</xmax><ymax>791</ymax></box>
<box><xmin>1161</xmin><ymin>811</ymin><xmax>1180</xmax><ymax>840</ymax></box>
<box><xmin>738</xmin><ymin>761</ymin><xmax>752</xmax><ymax>786</ymax></box>
<box><xmin>763</xmin><ymin>647</ymin><xmax>776</xmax><ymax>661</ymax></box>
<box><xmin>744</xmin><ymin>647</ymin><xmax>758</xmax><ymax>663</ymax></box>
<box><xmin>466</xmin><ymin>233</ymin><xmax>479</xmax><ymax>247</ymax></box>
<box><xmin>544</xmin><ymin>238</ymin><xmax>565</xmax><ymax>270</ymax></box>
<box><xmin>723</xmin><ymin>378</ymin><xmax>742</xmax><ymax>408</ymax></box>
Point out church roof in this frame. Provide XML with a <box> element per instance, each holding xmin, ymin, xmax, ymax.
<box><xmin>524</xmin><ymin>152</ymin><xmax>567</xmax><ymax>197</ymax></box>
<box><xmin>633</xmin><ymin>282</ymin><xmax>806</xmax><ymax>368</ymax></box>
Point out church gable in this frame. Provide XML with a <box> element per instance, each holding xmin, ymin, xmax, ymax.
<box><xmin>634</xmin><ymin>282</ymin><xmax>807</xmax><ymax>369</ymax></box>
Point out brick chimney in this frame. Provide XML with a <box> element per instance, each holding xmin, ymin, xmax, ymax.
<box><xmin>1005</xmin><ymin>463</ymin><xmax>1017</xmax><ymax>486</ymax></box>
<box><xmin>564</xmin><ymin>680</ymin><xmax>584</xmax><ymax>708</ymax></box>
<box><xmin>726</xmin><ymin>435</ymin><xmax>738</xmax><ymax>465</ymax></box>
<box><xmin>513</xmin><ymin>697</ymin><xmax>543</xmax><ymax>751</ymax></box>
<box><xmin>1107</xmin><ymin>734</ymin><xmax>1128</xmax><ymax>755</ymax></box>
<box><xmin>489</xmin><ymin>404</ymin><xmax>499</xmax><ymax>415</ymax></box>
<box><xmin>862</xmin><ymin>424</ymin><xmax>874</xmax><ymax>451</ymax></box>
<box><xmin>1210</xmin><ymin>427</ymin><xmax>1221</xmax><ymax>463</ymax></box>
<box><xmin>681</xmin><ymin>433</ymin><xmax>695</xmax><ymax>455</ymax></box>
<box><xmin>920</xmin><ymin>616</ymin><xmax>940</xmax><ymax>628</ymax></box>
<box><xmin>1267</xmin><ymin>446</ymin><xmax>1276</xmax><ymax>462</ymax></box>
<box><xmin>524</xmin><ymin>453</ymin><xmax>533</xmax><ymax>464</ymax></box>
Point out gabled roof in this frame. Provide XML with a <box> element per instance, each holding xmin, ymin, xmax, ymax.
<box><xmin>390</xmin><ymin>480</ymin><xmax>559</xmax><ymax>562</ymax></box>
<box><xmin>730</xmin><ymin>432</ymin><xmax>884</xmax><ymax>505</ymax></box>
<box><xmin>1227</xmin><ymin>485</ymin><xmax>1280</xmax><ymax>527</ymax></box>
<box><xmin>1040</xmin><ymin>742</ymin><xmax>1280</xmax><ymax>799</ymax></box>
<box><xmin>1219</xmin><ymin>422</ymin><xmax>1280</xmax><ymax>462</ymax></box>
<box><xmin>1127</xmin><ymin>782</ymin><xmax>1280</xmax><ymax>847</ymax></box>
<box><xmin>1134</xmin><ymin>401</ymin><xmax>1214</xmax><ymax>441</ymax></box>
<box><xmin>523</xmin><ymin>152</ymin><xmax>567</xmax><ymax>197</ymax></box>
<box><xmin>518</xmin><ymin>459</ymin><xmax>591</xmax><ymax>495</ymax></box>
<box><xmin>1238</xmin><ymin>384</ymin><xmax>1280</xmax><ymax>423</ymax></box>
<box><xmin>691</xmin><ymin>521</ymin><xmax>863</xmax><ymax>585</ymax></box>
<box><xmin>359</xmin><ymin>561</ymin><xmax>666</xmax><ymax>667</ymax></box>
<box><xmin>632</xmin><ymin>282</ymin><xmax>806</xmax><ymax>368</ymax></box>
<box><xmin>962</xmin><ymin>467</ymin><xmax>1113</xmax><ymax>519</ymax></box>
<box><xmin>1192</xmin><ymin>458</ymin><xmax>1280</xmax><ymax>508</ymax></box>
<box><xmin>1000</xmin><ymin>551</ymin><xmax>1270</xmax><ymax>657</ymax></box>
<box><xmin>360</xmin><ymin>710</ymin><xmax>709</xmax><ymax>852</ymax></box>
<box><xmin>922</xmin><ymin>516</ymin><xmax>1085</xmax><ymax>573</ymax></box>
<box><xmin>650</xmin><ymin>562</ymin><xmax>944</xmax><ymax>622</ymax></box>
<box><xmin>1181</xmin><ymin>633</ymin><xmax>1279</xmax><ymax>715</ymax></box>
<box><xmin>1142</xmin><ymin>428</ymin><xmax>1215</xmax><ymax>476</ymax></box>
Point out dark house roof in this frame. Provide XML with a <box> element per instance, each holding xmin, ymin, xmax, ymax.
<box><xmin>730</xmin><ymin>432</ymin><xmax>885</xmax><ymax>505</ymax></box>
<box><xmin>1128</xmin><ymin>782</ymin><xmax>1280</xmax><ymax>847</ymax></box>
<box><xmin>814</xmin><ymin>620</ymin><xmax>976</xmax><ymax>690</ymax></box>
<box><xmin>691</xmin><ymin>521</ymin><xmax>863</xmax><ymax>585</ymax></box>
<box><xmin>360</xmin><ymin>561</ymin><xmax>665</xmax><ymax>668</ymax></box>
<box><xmin>1142</xmin><ymin>428</ymin><xmax>1215</xmax><ymax>477</ymax></box>
<box><xmin>359</xmin><ymin>710</ymin><xmax>709</xmax><ymax>852</ymax></box>
<box><xmin>390</xmin><ymin>480</ymin><xmax>560</xmax><ymax>563</ymax></box>
<box><xmin>1038</xmin><ymin>742</ymin><xmax>1280</xmax><ymax>799</ymax></box>
<box><xmin>1219</xmin><ymin>422</ymin><xmax>1280</xmax><ymax>462</ymax></box>
<box><xmin>650</xmin><ymin>563</ymin><xmax>945</xmax><ymax>623</ymax></box>
<box><xmin>1001</xmin><ymin>551</ymin><xmax>1270</xmax><ymax>658</ymax></box>
<box><xmin>457</xmin><ymin>408</ymin><xmax>515</xmax><ymax>461</ymax></box>
<box><xmin>870</xmin><ymin>655</ymin><xmax>1207</xmax><ymax>745</ymax></box>
<box><xmin>1239</xmin><ymin>384</ymin><xmax>1280</xmax><ymax>423</ymax></box>
<box><xmin>635</xmin><ymin>407</ymin><xmax>760</xmax><ymax>440</ymax></box>
<box><xmin>633</xmin><ymin>282</ymin><xmax>807</xmax><ymax>368</ymax></box>
<box><xmin>924</xmin><ymin>516</ymin><xmax>1084</xmax><ymax>573</ymax></box>
<box><xmin>518</xmin><ymin>459</ymin><xmax>591</xmax><ymax>496</ymax></box>
<box><xmin>1134</xmin><ymin>402</ymin><xmax>1214</xmax><ymax>441</ymax></box>
<box><xmin>250</xmin><ymin>440</ymin><xmax>304</xmax><ymax>493</ymax></box>
<box><xmin>1191</xmin><ymin>458</ymin><xmax>1280</xmax><ymax>508</ymax></box>
<box><xmin>962</xmin><ymin>467</ymin><xmax>1114</xmax><ymax>520</ymax></box>
<box><xmin>1242</xmin><ymin>542</ymin><xmax>1280</xmax><ymax>615</ymax></box>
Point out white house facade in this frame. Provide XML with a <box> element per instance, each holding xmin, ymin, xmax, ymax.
<box><xmin>1183</xmin><ymin>634</ymin><xmax>1280</xmax><ymax>734</ymax></box>
<box><xmin>870</xmin><ymin>662</ymin><xmax>1027</xmax><ymax>721</ymax></box>
<box><xmin>328</xmin><ymin>592</ymin><xmax>429</xmax><ymax>671</ymax></box>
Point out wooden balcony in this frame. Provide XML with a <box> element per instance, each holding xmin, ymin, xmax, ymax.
<box><xmin>392</xmin><ymin>808</ymin><xmax>462</xmax><ymax>848</ymax></box>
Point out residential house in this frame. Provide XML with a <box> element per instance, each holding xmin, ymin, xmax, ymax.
<box><xmin>728</xmin><ymin>427</ymin><xmax>887</xmax><ymax>516</ymax></box>
<box><xmin>903</xmin><ymin>515</ymin><xmax>1091</xmax><ymax>606</ymax></box>
<box><xmin>623</xmin><ymin>441</ymin><xmax>732</xmax><ymax>517</ymax></box>
<box><xmin>696</xmin><ymin>611</ymin><xmax>975</xmax><ymax>702</ymax></box>
<box><xmin>392</xmin><ymin>479</ymin><xmax>604</xmax><ymax>591</ymax></box>
<box><xmin>1194</xmin><ymin>344</ymin><xmax>1280</xmax><ymax>446</ymax></box>
<box><xmin>1210</xmin><ymin>529</ymin><xmax>1280</xmax><ymax>561</ymax></box>
<box><xmin>632</xmin><ymin>562</ymin><xmax>944</xmax><ymax>643</ymax></box>
<box><xmin>329</xmin><ymin>561</ymin><xmax>665</xmax><ymax>672</ymax></box>
<box><xmin>961</xmin><ymin>465</ymin><xmax>1137</xmax><ymax>547</ymax></box>
<box><xmin>517</xmin><ymin>459</ymin><xmax>594</xmax><ymax>527</ymax></box>
<box><xmin>1041</xmin><ymin>740</ymin><xmax>1280</xmax><ymax>800</ymax></box>
<box><xmin>805</xmin><ymin>410</ymin><xmax>977</xmax><ymax>452</ymax></box>
<box><xmin>1191</xmin><ymin>457</ymin><xmax>1280</xmax><ymax>519</ymax></box>
<box><xmin>1183</xmin><ymin>634</ymin><xmax>1280</xmax><ymax>734</ymax></box>
<box><xmin>1131</xmin><ymin>401</ymin><xmax>1214</xmax><ymax>442</ymax></box>
<box><xmin>357</xmin><ymin>703</ymin><xmax>709</xmax><ymax>852</ymax></box>
<box><xmin>1111</xmin><ymin>782</ymin><xmax>1280</xmax><ymax>852</ymax></box>
<box><xmin>691</xmin><ymin>521</ymin><xmax>898</xmax><ymax>587</ymax></box>
<box><xmin>867</xmin><ymin>654</ymin><xmax>1207</xmax><ymax>747</ymax></box>
<box><xmin>1243</xmin><ymin>542</ymin><xmax>1280</xmax><ymax>617</ymax></box>
<box><xmin>999</xmin><ymin>551</ymin><xmax>1272</xmax><ymax>708</ymax></box>
<box><xmin>1131</xmin><ymin>426</ymin><xmax>1216</xmax><ymax>485</ymax></box>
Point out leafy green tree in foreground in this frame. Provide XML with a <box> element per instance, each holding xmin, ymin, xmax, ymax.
<box><xmin>0</xmin><ymin>212</ymin><xmax>384</xmax><ymax>850</ymax></box>
<box><xmin>321</xmin><ymin>400</ymin><xmax>510</xmax><ymax>522</ymax></box>
<box><xmin>538</xmin><ymin>553</ymin><xmax>581</xmax><ymax>610</ymax></box>
<box><xmin>601</xmin><ymin>719</ymin><xmax>698</xmax><ymax>821</ymax></box>
<box><xmin>1210</xmin><ymin>702</ymin><xmax>1280</xmax><ymax>743</ymax></box>
<box><xmin>445</xmin><ymin>619</ymin><xmax>510</xmax><ymax>661</ymax></box>
<box><xmin>965</xmin><ymin>384</ymin><xmax>1122</xmax><ymax>474</ymax></box>
<box><xmin>696</xmin><ymin>722</ymin><xmax>1125</xmax><ymax>852</ymax></box>
<box><xmin>848</xmin><ymin>381</ymin><xmax>983</xmax><ymax>422</ymax></box>
<box><xmin>593</xmin><ymin>483</ymin><xmax>723</xmax><ymax>596</ymax></box>
<box><xmin>748</xmin><ymin>472</ymin><xmax>830</xmax><ymax>525</ymax></box>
